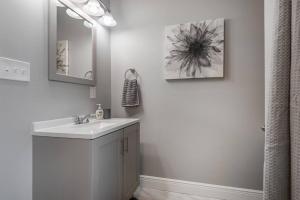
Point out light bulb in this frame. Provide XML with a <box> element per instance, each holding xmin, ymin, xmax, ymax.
<box><xmin>66</xmin><ymin>9</ymin><xmax>82</xmax><ymax>19</ymax></box>
<box><xmin>99</xmin><ymin>13</ymin><xmax>117</xmax><ymax>27</ymax></box>
<box><xmin>70</xmin><ymin>0</ymin><xmax>88</xmax><ymax>3</ymax></box>
<box><xmin>83</xmin><ymin>0</ymin><xmax>104</xmax><ymax>16</ymax></box>
<box><xmin>56</xmin><ymin>0</ymin><xmax>65</xmax><ymax>7</ymax></box>
<box><xmin>83</xmin><ymin>21</ymin><xmax>93</xmax><ymax>29</ymax></box>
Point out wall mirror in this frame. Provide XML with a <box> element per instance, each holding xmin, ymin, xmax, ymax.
<box><xmin>49</xmin><ymin>0</ymin><xmax>96</xmax><ymax>85</ymax></box>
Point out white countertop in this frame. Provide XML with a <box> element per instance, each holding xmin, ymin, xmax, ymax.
<box><xmin>32</xmin><ymin>118</ymin><xmax>140</xmax><ymax>139</ymax></box>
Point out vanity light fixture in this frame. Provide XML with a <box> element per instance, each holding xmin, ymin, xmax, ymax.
<box><xmin>83</xmin><ymin>0</ymin><xmax>104</xmax><ymax>16</ymax></box>
<box><xmin>60</xmin><ymin>0</ymin><xmax>117</xmax><ymax>27</ymax></box>
<box><xmin>99</xmin><ymin>12</ymin><xmax>117</xmax><ymax>27</ymax></box>
<box><xmin>66</xmin><ymin>8</ymin><xmax>82</xmax><ymax>19</ymax></box>
<box><xmin>70</xmin><ymin>0</ymin><xmax>88</xmax><ymax>3</ymax></box>
<box><xmin>56</xmin><ymin>0</ymin><xmax>65</xmax><ymax>7</ymax></box>
<box><xmin>83</xmin><ymin>20</ymin><xmax>93</xmax><ymax>28</ymax></box>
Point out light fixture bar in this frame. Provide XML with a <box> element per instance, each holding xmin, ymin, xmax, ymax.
<box><xmin>59</xmin><ymin>0</ymin><xmax>98</xmax><ymax>25</ymax></box>
<box><xmin>95</xmin><ymin>0</ymin><xmax>110</xmax><ymax>13</ymax></box>
<box><xmin>93</xmin><ymin>0</ymin><xmax>117</xmax><ymax>27</ymax></box>
<box><xmin>59</xmin><ymin>1</ymin><xmax>86</xmax><ymax>19</ymax></box>
<box><xmin>58</xmin><ymin>0</ymin><xmax>117</xmax><ymax>27</ymax></box>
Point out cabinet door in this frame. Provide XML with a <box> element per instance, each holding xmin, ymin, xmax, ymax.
<box><xmin>123</xmin><ymin>123</ymin><xmax>140</xmax><ymax>200</ymax></box>
<box><xmin>92</xmin><ymin>130</ymin><xmax>124</xmax><ymax>200</ymax></box>
<box><xmin>33</xmin><ymin>137</ymin><xmax>92</xmax><ymax>200</ymax></box>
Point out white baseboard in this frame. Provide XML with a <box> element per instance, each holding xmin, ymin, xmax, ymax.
<box><xmin>138</xmin><ymin>175</ymin><xmax>263</xmax><ymax>200</ymax></box>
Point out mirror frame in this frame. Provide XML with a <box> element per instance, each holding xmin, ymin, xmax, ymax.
<box><xmin>48</xmin><ymin>0</ymin><xmax>97</xmax><ymax>86</ymax></box>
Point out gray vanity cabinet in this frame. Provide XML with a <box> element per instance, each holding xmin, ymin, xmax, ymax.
<box><xmin>92</xmin><ymin>130</ymin><xmax>124</xmax><ymax>200</ymax></box>
<box><xmin>123</xmin><ymin>124</ymin><xmax>140</xmax><ymax>200</ymax></box>
<box><xmin>33</xmin><ymin>123</ymin><xmax>140</xmax><ymax>200</ymax></box>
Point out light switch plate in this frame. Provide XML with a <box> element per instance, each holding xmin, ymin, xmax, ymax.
<box><xmin>0</xmin><ymin>57</ymin><xmax>30</xmax><ymax>82</ymax></box>
<box><xmin>90</xmin><ymin>87</ymin><xmax>96</xmax><ymax>99</ymax></box>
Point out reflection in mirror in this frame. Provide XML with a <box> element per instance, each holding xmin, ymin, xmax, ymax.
<box><xmin>56</xmin><ymin>6</ymin><xmax>94</xmax><ymax>80</ymax></box>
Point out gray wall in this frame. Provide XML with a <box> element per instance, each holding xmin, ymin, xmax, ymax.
<box><xmin>96</xmin><ymin>13</ymin><xmax>111</xmax><ymax>109</ymax></box>
<box><xmin>110</xmin><ymin>0</ymin><xmax>265</xmax><ymax>190</ymax></box>
<box><xmin>0</xmin><ymin>0</ymin><xmax>110</xmax><ymax>199</ymax></box>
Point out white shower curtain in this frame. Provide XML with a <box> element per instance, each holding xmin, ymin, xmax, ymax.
<box><xmin>264</xmin><ymin>0</ymin><xmax>300</xmax><ymax>199</ymax></box>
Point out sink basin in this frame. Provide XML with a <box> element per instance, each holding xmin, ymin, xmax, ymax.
<box><xmin>32</xmin><ymin>118</ymin><xmax>139</xmax><ymax>139</ymax></box>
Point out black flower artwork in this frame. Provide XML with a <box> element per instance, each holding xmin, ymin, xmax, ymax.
<box><xmin>166</xmin><ymin>21</ymin><xmax>224</xmax><ymax>78</ymax></box>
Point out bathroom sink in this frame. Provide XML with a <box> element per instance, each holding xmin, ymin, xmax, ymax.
<box><xmin>56</xmin><ymin>120</ymin><xmax>116</xmax><ymax>133</ymax></box>
<box><xmin>32</xmin><ymin>118</ymin><xmax>139</xmax><ymax>139</ymax></box>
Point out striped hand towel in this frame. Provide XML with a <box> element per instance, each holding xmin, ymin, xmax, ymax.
<box><xmin>122</xmin><ymin>79</ymin><xmax>140</xmax><ymax>107</ymax></box>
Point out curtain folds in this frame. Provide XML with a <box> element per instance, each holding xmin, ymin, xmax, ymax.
<box><xmin>291</xmin><ymin>1</ymin><xmax>300</xmax><ymax>199</ymax></box>
<box><xmin>264</xmin><ymin>0</ymin><xmax>300</xmax><ymax>199</ymax></box>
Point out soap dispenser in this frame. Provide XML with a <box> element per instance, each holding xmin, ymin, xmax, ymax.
<box><xmin>95</xmin><ymin>104</ymin><xmax>104</xmax><ymax>120</ymax></box>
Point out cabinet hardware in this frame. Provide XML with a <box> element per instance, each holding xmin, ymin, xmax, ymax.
<box><xmin>121</xmin><ymin>138</ymin><xmax>124</xmax><ymax>155</ymax></box>
<box><xmin>125</xmin><ymin>137</ymin><xmax>129</xmax><ymax>153</ymax></box>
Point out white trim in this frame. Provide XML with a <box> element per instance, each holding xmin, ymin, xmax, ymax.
<box><xmin>138</xmin><ymin>175</ymin><xmax>263</xmax><ymax>200</ymax></box>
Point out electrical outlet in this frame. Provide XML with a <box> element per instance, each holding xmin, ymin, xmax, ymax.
<box><xmin>0</xmin><ymin>57</ymin><xmax>30</xmax><ymax>82</ymax></box>
<box><xmin>90</xmin><ymin>87</ymin><xmax>96</xmax><ymax>99</ymax></box>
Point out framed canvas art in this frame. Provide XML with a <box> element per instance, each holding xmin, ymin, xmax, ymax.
<box><xmin>164</xmin><ymin>18</ymin><xmax>224</xmax><ymax>79</ymax></box>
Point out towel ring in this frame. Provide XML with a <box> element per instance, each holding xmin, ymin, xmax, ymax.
<box><xmin>124</xmin><ymin>68</ymin><xmax>138</xmax><ymax>79</ymax></box>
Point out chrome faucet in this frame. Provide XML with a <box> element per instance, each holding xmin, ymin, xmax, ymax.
<box><xmin>74</xmin><ymin>114</ymin><xmax>95</xmax><ymax>124</ymax></box>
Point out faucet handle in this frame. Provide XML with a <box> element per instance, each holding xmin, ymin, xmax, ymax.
<box><xmin>74</xmin><ymin>115</ymin><xmax>81</xmax><ymax>124</ymax></box>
